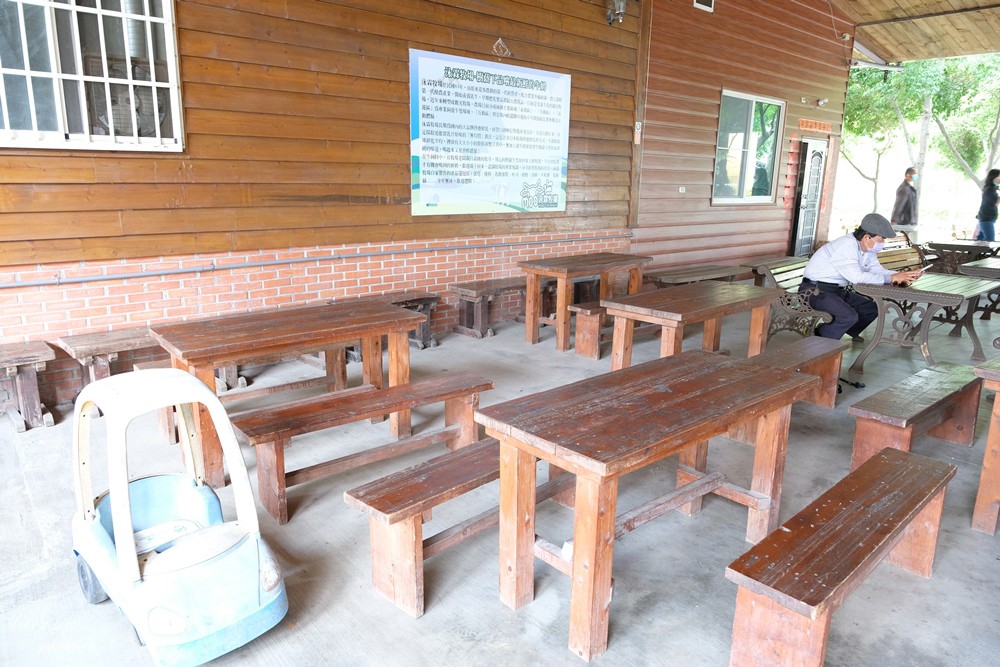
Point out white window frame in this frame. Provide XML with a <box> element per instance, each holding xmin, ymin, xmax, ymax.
<box><xmin>712</xmin><ymin>89</ymin><xmax>785</xmax><ymax>205</ymax></box>
<box><xmin>0</xmin><ymin>0</ymin><xmax>184</xmax><ymax>151</ymax></box>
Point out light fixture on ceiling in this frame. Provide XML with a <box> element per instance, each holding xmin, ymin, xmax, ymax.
<box><xmin>607</xmin><ymin>0</ymin><xmax>626</xmax><ymax>25</ymax></box>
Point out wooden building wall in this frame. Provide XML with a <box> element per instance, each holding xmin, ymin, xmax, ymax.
<box><xmin>0</xmin><ymin>0</ymin><xmax>643</xmax><ymax>267</ymax></box>
<box><xmin>634</xmin><ymin>0</ymin><xmax>854</xmax><ymax>269</ymax></box>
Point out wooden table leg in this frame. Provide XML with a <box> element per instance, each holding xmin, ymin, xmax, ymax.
<box><xmin>746</xmin><ymin>404</ymin><xmax>792</xmax><ymax>543</ymax></box>
<box><xmin>174</xmin><ymin>358</ymin><xmax>226</xmax><ymax>488</ymax></box>
<box><xmin>361</xmin><ymin>334</ymin><xmax>386</xmax><ymax>424</ymax></box>
<box><xmin>610</xmin><ymin>317</ymin><xmax>635</xmax><ymax>371</ymax></box>
<box><xmin>525</xmin><ymin>274</ymin><xmax>541</xmax><ymax>345</ymax></box>
<box><xmin>660</xmin><ymin>323</ymin><xmax>684</xmax><ymax>357</ymax></box>
<box><xmin>676</xmin><ymin>441</ymin><xmax>708</xmax><ymax>515</ymax></box>
<box><xmin>702</xmin><ymin>317</ymin><xmax>722</xmax><ymax>353</ymax></box>
<box><xmin>568</xmin><ymin>474</ymin><xmax>619</xmax><ymax>662</ymax></box>
<box><xmin>626</xmin><ymin>266</ymin><xmax>644</xmax><ymax>295</ymax></box>
<box><xmin>747</xmin><ymin>303</ymin><xmax>771</xmax><ymax>357</ymax></box>
<box><xmin>974</xmin><ymin>378</ymin><xmax>1000</xmax><ymax>534</ymax></box>
<box><xmin>387</xmin><ymin>331</ymin><xmax>411</xmax><ymax>439</ymax></box>
<box><xmin>498</xmin><ymin>437</ymin><xmax>537</xmax><ymax>610</ymax></box>
<box><xmin>556</xmin><ymin>277</ymin><xmax>572</xmax><ymax>352</ymax></box>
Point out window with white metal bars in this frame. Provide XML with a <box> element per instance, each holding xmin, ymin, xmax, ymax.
<box><xmin>0</xmin><ymin>0</ymin><xmax>183</xmax><ymax>151</ymax></box>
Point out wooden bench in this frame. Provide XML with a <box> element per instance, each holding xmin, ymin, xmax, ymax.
<box><xmin>848</xmin><ymin>362</ymin><xmax>982</xmax><ymax>470</ymax></box>
<box><xmin>645</xmin><ymin>263</ymin><xmax>747</xmax><ymax>287</ymax></box>
<box><xmin>344</xmin><ymin>437</ymin><xmax>573</xmax><ymax>617</ymax></box>
<box><xmin>753</xmin><ymin>257</ymin><xmax>833</xmax><ymax>340</ymax></box>
<box><xmin>726</xmin><ymin>448</ymin><xmax>956</xmax><ymax>667</ymax></box>
<box><xmin>230</xmin><ymin>372</ymin><xmax>494</xmax><ymax>524</ymax></box>
<box><xmin>747</xmin><ymin>336</ymin><xmax>850</xmax><ymax>408</ymax></box>
<box><xmin>567</xmin><ymin>300</ymin><xmax>660</xmax><ymax>360</ymax></box>
<box><xmin>55</xmin><ymin>326</ymin><xmax>160</xmax><ymax>385</ymax></box>
<box><xmin>449</xmin><ymin>277</ymin><xmax>529</xmax><ymax>338</ymax></box>
<box><xmin>0</xmin><ymin>341</ymin><xmax>56</xmax><ymax>431</ymax></box>
<box><xmin>449</xmin><ymin>276</ymin><xmax>598</xmax><ymax>338</ymax></box>
<box><xmin>877</xmin><ymin>237</ymin><xmax>930</xmax><ymax>273</ymax></box>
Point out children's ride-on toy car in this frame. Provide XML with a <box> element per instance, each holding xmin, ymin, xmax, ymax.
<box><xmin>71</xmin><ymin>367</ymin><xmax>288</xmax><ymax>667</ymax></box>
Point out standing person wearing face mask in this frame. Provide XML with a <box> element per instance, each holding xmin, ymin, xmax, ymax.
<box><xmin>891</xmin><ymin>167</ymin><xmax>919</xmax><ymax>227</ymax></box>
<box><xmin>975</xmin><ymin>168</ymin><xmax>1000</xmax><ymax>242</ymax></box>
<box><xmin>800</xmin><ymin>213</ymin><xmax>923</xmax><ymax>341</ymax></box>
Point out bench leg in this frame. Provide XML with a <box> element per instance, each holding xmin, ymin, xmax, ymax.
<box><xmin>973</xmin><ymin>388</ymin><xmax>1000</xmax><ymax>534</ymax></box>
<box><xmin>387</xmin><ymin>332</ymin><xmax>411</xmax><ymax>439</ymax></box>
<box><xmin>255</xmin><ymin>439</ymin><xmax>289</xmax><ymax>524</ymax></box>
<box><xmin>702</xmin><ymin>317</ymin><xmax>722</xmax><ymax>353</ymax></box>
<box><xmin>660</xmin><ymin>323</ymin><xmax>684</xmax><ymax>357</ymax></box>
<box><xmin>850</xmin><ymin>419</ymin><xmax>914</xmax><ymax>471</ymax></box>
<box><xmin>926</xmin><ymin>381</ymin><xmax>982</xmax><ymax>446</ymax></box>
<box><xmin>676</xmin><ymin>441</ymin><xmax>708</xmax><ymax>516</ymax></box>
<box><xmin>445</xmin><ymin>393</ymin><xmax>480</xmax><ymax>450</ymax></box>
<box><xmin>454</xmin><ymin>297</ymin><xmax>489</xmax><ymax>338</ymax></box>
<box><xmin>729</xmin><ymin>586</ymin><xmax>831</xmax><ymax>667</ymax></box>
<box><xmin>324</xmin><ymin>348</ymin><xmax>348</xmax><ymax>392</ymax></box>
<box><xmin>573</xmin><ymin>313</ymin><xmax>602</xmax><ymax>360</ymax></box>
<box><xmin>800</xmin><ymin>354</ymin><xmax>843</xmax><ymax>409</ymax></box>
<box><xmin>887</xmin><ymin>484</ymin><xmax>947</xmax><ymax>578</ymax></box>
<box><xmin>14</xmin><ymin>365</ymin><xmax>52</xmax><ymax>429</ymax></box>
<box><xmin>368</xmin><ymin>515</ymin><xmax>424</xmax><ymax>618</ymax></box>
<box><xmin>747</xmin><ymin>405</ymin><xmax>792</xmax><ymax>543</ymax></box>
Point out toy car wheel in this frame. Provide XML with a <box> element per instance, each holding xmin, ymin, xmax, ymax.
<box><xmin>76</xmin><ymin>556</ymin><xmax>109</xmax><ymax>604</ymax></box>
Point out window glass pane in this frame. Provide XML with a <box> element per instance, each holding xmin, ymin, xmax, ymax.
<box><xmin>155</xmin><ymin>86</ymin><xmax>172</xmax><ymax>138</ymax></box>
<box><xmin>133</xmin><ymin>84</ymin><xmax>156</xmax><ymax>135</ymax></box>
<box><xmin>55</xmin><ymin>8</ymin><xmax>77</xmax><ymax>74</ymax></box>
<box><xmin>749</xmin><ymin>101</ymin><xmax>781</xmax><ymax>197</ymax></box>
<box><xmin>714</xmin><ymin>148</ymin><xmax>743</xmax><ymax>198</ymax></box>
<box><xmin>77</xmin><ymin>0</ymin><xmax>98</xmax><ymax>7</ymax></box>
<box><xmin>63</xmin><ymin>79</ymin><xmax>84</xmax><ymax>133</ymax></box>
<box><xmin>110</xmin><ymin>82</ymin><xmax>133</xmax><ymax>135</ymax></box>
<box><xmin>0</xmin><ymin>1</ymin><xmax>26</xmax><ymax>69</ymax></box>
<box><xmin>78</xmin><ymin>11</ymin><xmax>101</xmax><ymax>70</ymax></box>
<box><xmin>103</xmin><ymin>16</ymin><xmax>127</xmax><ymax>70</ymax></box>
<box><xmin>3</xmin><ymin>73</ymin><xmax>31</xmax><ymax>129</ymax></box>
<box><xmin>32</xmin><ymin>76</ymin><xmax>57</xmax><ymax>130</ymax></box>
<box><xmin>150</xmin><ymin>21</ymin><xmax>167</xmax><ymax>82</ymax></box>
<box><xmin>127</xmin><ymin>19</ymin><xmax>150</xmax><ymax>80</ymax></box>
<box><xmin>149</xmin><ymin>0</ymin><xmax>163</xmax><ymax>19</ymax></box>
<box><xmin>86</xmin><ymin>80</ymin><xmax>109</xmax><ymax>134</ymax></box>
<box><xmin>717</xmin><ymin>96</ymin><xmax>750</xmax><ymax>149</ymax></box>
<box><xmin>23</xmin><ymin>4</ymin><xmax>51</xmax><ymax>71</ymax></box>
<box><xmin>102</xmin><ymin>0</ymin><xmax>121</xmax><ymax>11</ymax></box>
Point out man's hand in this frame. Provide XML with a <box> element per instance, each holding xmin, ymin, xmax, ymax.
<box><xmin>891</xmin><ymin>269</ymin><xmax>923</xmax><ymax>286</ymax></box>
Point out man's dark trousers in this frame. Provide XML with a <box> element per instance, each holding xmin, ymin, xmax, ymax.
<box><xmin>801</xmin><ymin>285</ymin><xmax>879</xmax><ymax>340</ymax></box>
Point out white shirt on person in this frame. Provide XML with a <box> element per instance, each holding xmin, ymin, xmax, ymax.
<box><xmin>802</xmin><ymin>234</ymin><xmax>894</xmax><ymax>287</ymax></box>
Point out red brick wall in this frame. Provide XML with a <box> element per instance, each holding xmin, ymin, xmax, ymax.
<box><xmin>0</xmin><ymin>232</ymin><xmax>629</xmax><ymax>407</ymax></box>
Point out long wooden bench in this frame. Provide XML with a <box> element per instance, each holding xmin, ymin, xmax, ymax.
<box><xmin>848</xmin><ymin>362</ymin><xmax>981</xmax><ymax>471</ymax></box>
<box><xmin>449</xmin><ymin>276</ymin><xmax>598</xmax><ymax>339</ymax></box>
<box><xmin>753</xmin><ymin>257</ymin><xmax>833</xmax><ymax>340</ymax></box>
<box><xmin>726</xmin><ymin>448</ymin><xmax>956</xmax><ymax>667</ymax></box>
<box><xmin>230</xmin><ymin>372</ymin><xmax>494</xmax><ymax>524</ymax></box>
<box><xmin>747</xmin><ymin>336</ymin><xmax>850</xmax><ymax>408</ymax></box>
<box><xmin>344</xmin><ymin>437</ymin><xmax>573</xmax><ymax>617</ymax></box>
<box><xmin>449</xmin><ymin>277</ymin><xmax>529</xmax><ymax>338</ymax></box>
<box><xmin>0</xmin><ymin>341</ymin><xmax>56</xmax><ymax>431</ymax></box>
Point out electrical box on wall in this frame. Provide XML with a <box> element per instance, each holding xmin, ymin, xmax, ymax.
<box><xmin>694</xmin><ymin>0</ymin><xmax>714</xmax><ymax>12</ymax></box>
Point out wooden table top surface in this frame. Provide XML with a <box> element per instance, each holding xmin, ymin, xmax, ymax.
<box><xmin>927</xmin><ymin>240</ymin><xmax>1000</xmax><ymax>252</ymax></box>
<box><xmin>475</xmin><ymin>350</ymin><xmax>817</xmax><ymax>478</ymax></box>
<box><xmin>648</xmin><ymin>264</ymin><xmax>749</xmax><ymax>285</ymax></box>
<box><xmin>856</xmin><ymin>273</ymin><xmax>1000</xmax><ymax>302</ymax></box>
<box><xmin>55</xmin><ymin>327</ymin><xmax>156</xmax><ymax>360</ymax></box>
<box><xmin>518</xmin><ymin>252</ymin><xmax>652</xmax><ymax>277</ymax></box>
<box><xmin>962</xmin><ymin>257</ymin><xmax>1000</xmax><ymax>270</ymax></box>
<box><xmin>600</xmin><ymin>282</ymin><xmax>783</xmax><ymax>322</ymax></box>
<box><xmin>150</xmin><ymin>301</ymin><xmax>425</xmax><ymax>363</ymax></box>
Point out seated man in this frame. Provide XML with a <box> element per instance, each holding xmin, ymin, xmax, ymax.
<box><xmin>801</xmin><ymin>213</ymin><xmax>923</xmax><ymax>341</ymax></box>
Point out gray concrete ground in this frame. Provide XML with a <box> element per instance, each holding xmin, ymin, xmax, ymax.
<box><xmin>3</xmin><ymin>305</ymin><xmax>1000</xmax><ymax>666</ymax></box>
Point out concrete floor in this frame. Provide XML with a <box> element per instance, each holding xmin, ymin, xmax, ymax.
<box><xmin>3</xmin><ymin>305</ymin><xmax>1000</xmax><ymax>666</ymax></box>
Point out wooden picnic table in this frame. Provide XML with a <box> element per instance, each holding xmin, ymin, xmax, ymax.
<box><xmin>601</xmin><ymin>282</ymin><xmax>783</xmax><ymax>370</ymax></box>
<box><xmin>927</xmin><ymin>240</ymin><xmax>1000</xmax><ymax>273</ymax></box>
<box><xmin>647</xmin><ymin>263</ymin><xmax>748</xmax><ymax>286</ymax></box>
<box><xmin>959</xmin><ymin>257</ymin><xmax>1000</xmax><ymax>320</ymax></box>
<box><xmin>848</xmin><ymin>273</ymin><xmax>1000</xmax><ymax>376</ymax></box>
<box><xmin>150</xmin><ymin>301</ymin><xmax>425</xmax><ymax>488</ymax></box>
<box><xmin>518</xmin><ymin>252</ymin><xmax>651</xmax><ymax>352</ymax></box>
<box><xmin>973</xmin><ymin>356</ymin><xmax>1000</xmax><ymax>535</ymax></box>
<box><xmin>475</xmin><ymin>350</ymin><xmax>818</xmax><ymax>661</ymax></box>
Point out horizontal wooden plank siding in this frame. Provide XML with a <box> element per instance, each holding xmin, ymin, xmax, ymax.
<box><xmin>633</xmin><ymin>0</ymin><xmax>853</xmax><ymax>270</ymax></box>
<box><xmin>0</xmin><ymin>0</ymin><xmax>642</xmax><ymax>266</ymax></box>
